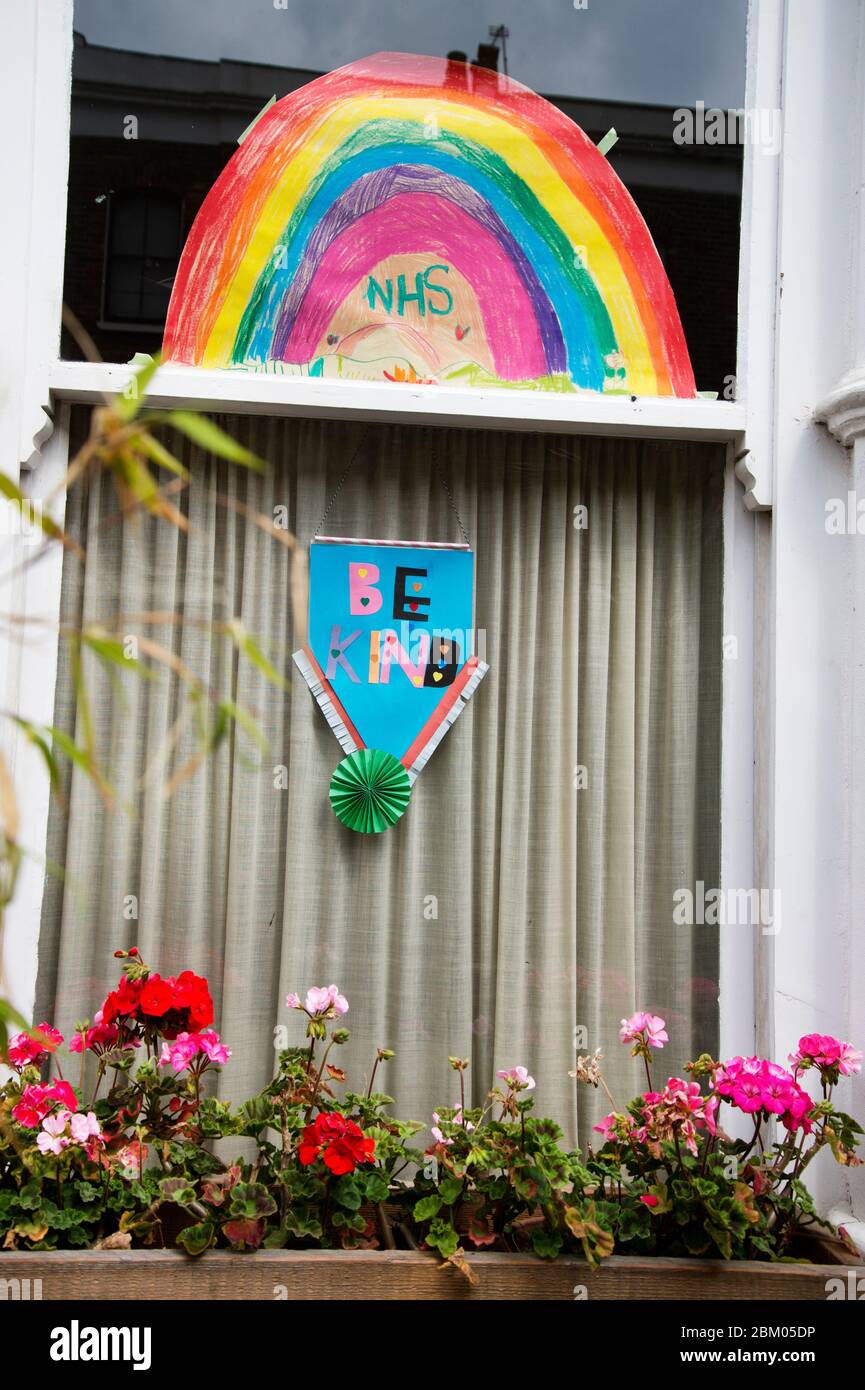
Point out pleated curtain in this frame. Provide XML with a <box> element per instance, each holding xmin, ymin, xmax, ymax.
<box><xmin>37</xmin><ymin>411</ymin><xmax>723</xmax><ymax>1145</ymax></box>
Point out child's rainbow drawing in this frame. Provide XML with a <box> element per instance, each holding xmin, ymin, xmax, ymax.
<box><xmin>164</xmin><ymin>52</ymin><xmax>695</xmax><ymax>397</ymax></box>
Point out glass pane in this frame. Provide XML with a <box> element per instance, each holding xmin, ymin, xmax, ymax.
<box><xmin>64</xmin><ymin>1</ymin><xmax>747</xmax><ymax>395</ymax></box>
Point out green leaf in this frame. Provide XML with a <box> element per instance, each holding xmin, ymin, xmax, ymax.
<box><xmin>425</xmin><ymin>1217</ymin><xmax>459</xmax><ymax>1257</ymax></box>
<box><xmin>11</xmin><ymin>718</ymin><xmax>61</xmax><ymax>792</ymax></box>
<box><xmin>227</xmin><ymin>622</ymin><xmax>289</xmax><ymax>691</ymax></box>
<box><xmin>706</xmin><ymin>1222</ymin><xmax>733</xmax><ymax>1259</ymax></box>
<box><xmin>682</xmin><ymin>1228</ymin><xmax>712</xmax><ymax>1256</ymax></box>
<box><xmin>114</xmin><ymin>354</ymin><xmax>162</xmax><ymax>422</ymax></box>
<box><xmin>531</xmin><ymin>1228</ymin><xmax>563</xmax><ymax>1259</ymax></box>
<box><xmin>332</xmin><ymin>1176</ymin><xmax>362</xmax><ymax>1212</ymax></box>
<box><xmin>17</xmin><ymin>1181</ymin><xmax>43</xmax><ymax>1211</ymax></box>
<box><xmin>81</xmin><ymin>632</ymin><xmax>150</xmax><ymax>677</ymax></box>
<box><xmin>363</xmin><ymin>1170</ymin><xmax>390</xmax><ymax>1203</ymax></box>
<box><xmin>165</xmin><ymin>412</ymin><xmax>266</xmax><ymax>471</ymax></box>
<box><xmin>0</xmin><ymin>472</ymin><xmax>70</xmax><ymax>548</ymax></box>
<box><xmin>413</xmin><ymin>1194</ymin><xmax>442</xmax><ymax>1222</ymax></box>
<box><xmin>228</xmin><ymin>1182</ymin><xmax>277</xmax><ymax>1220</ymax></box>
<box><xmin>216</xmin><ymin>698</ymin><xmax>268</xmax><ymax>753</ymax></box>
<box><xmin>159</xmin><ymin>1178</ymin><xmax>197</xmax><ymax>1206</ymax></box>
<box><xmin>438</xmin><ymin>1176</ymin><xmax>463</xmax><ymax>1205</ymax></box>
<box><xmin>135</xmin><ymin>430</ymin><xmax>190</xmax><ymax>480</ymax></box>
<box><xmin>176</xmin><ymin>1220</ymin><xmax>216</xmax><ymax>1256</ymax></box>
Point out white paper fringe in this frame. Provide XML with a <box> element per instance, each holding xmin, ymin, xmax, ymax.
<box><xmin>292</xmin><ymin>649</ymin><xmax>360</xmax><ymax>757</ymax></box>
<box><xmin>293</xmin><ymin>649</ymin><xmax>489</xmax><ymax>783</ymax></box>
<box><xmin>405</xmin><ymin>660</ymin><xmax>489</xmax><ymax>784</ymax></box>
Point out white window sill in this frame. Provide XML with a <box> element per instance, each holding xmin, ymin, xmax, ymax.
<box><xmin>48</xmin><ymin>359</ymin><xmax>746</xmax><ymax>442</ymax></box>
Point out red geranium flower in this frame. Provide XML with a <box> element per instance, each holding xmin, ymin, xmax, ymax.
<box><xmin>101</xmin><ymin>975</ymin><xmax>142</xmax><ymax>1024</ymax></box>
<box><xmin>297</xmin><ymin>1112</ymin><xmax>375</xmax><ymax>1175</ymax></box>
<box><xmin>138</xmin><ymin>975</ymin><xmax>174</xmax><ymax>1018</ymax></box>
<box><xmin>172</xmin><ymin>971</ymin><xmax>214</xmax><ymax>1029</ymax></box>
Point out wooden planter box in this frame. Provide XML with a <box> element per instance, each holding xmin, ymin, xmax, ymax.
<box><xmin>0</xmin><ymin>1250</ymin><xmax>851</xmax><ymax>1300</ymax></box>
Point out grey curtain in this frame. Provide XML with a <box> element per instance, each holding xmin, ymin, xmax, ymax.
<box><xmin>38</xmin><ymin>412</ymin><xmax>722</xmax><ymax>1145</ymax></box>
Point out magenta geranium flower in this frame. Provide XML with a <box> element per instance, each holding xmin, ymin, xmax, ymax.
<box><xmin>789</xmin><ymin>1033</ymin><xmax>863</xmax><ymax>1079</ymax></box>
<box><xmin>198</xmin><ymin>1029</ymin><xmax>231</xmax><ymax>1065</ymax></box>
<box><xmin>713</xmin><ymin>1056</ymin><xmax>814</xmax><ymax>1131</ymax></box>
<box><xmin>158</xmin><ymin>1028</ymin><xmax>231</xmax><ymax>1072</ymax></box>
<box><xmin>593</xmin><ymin>1112</ymin><xmax>622</xmax><ymax>1143</ymax></box>
<box><xmin>7</xmin><ymin>1022</ymin><xmax>64</xmax><ymax>1069</ymax></box>
<box><xmin>12</xmin><ymin>1080</ymin><xmax>77</xmax><ymax>1129</ymax></box>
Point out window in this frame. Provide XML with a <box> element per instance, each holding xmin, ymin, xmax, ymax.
<box><xmin>102</xmin><ymin>190</ymin><xmax>182</xmax><ymax>328</ymax></box>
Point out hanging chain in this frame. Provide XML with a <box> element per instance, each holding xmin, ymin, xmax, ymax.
<box><xmin>432</xmin><ymin>456</ymin><xmax>472</xmax><ymax>547</ymax></box>
<box><xmin>313</xmin><ymin>428</ymin><xmax>370</xmax><ymax>538</ymax></box>
<box><xmin>313</xmin><ymin>426</ymin><xmax>472</xmax><ymax>547</ymax></box>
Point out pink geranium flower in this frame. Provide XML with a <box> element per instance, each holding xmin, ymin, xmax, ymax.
<box><xmin>36</xmin><ymin>1110</ymin><xmax>70</xmax><ymax>1156</ymax></box>
<box><xmin>198</xmin><ymin>1029</ymin><xmax>231</xmax><ymax>1065</ymax></box>
<box><xmin>288</xmin><ymin>985</ymin><xmax>349</xmax><ymax>1019</ymax></box>
<box><xmin>619</xmin><ymin>1012</ymin><xmax>668</xmax><ymax>1049</ymax></box>
<box><xmin>69</xmin><ymin>1111</ymin><xmax>101</xmax><ymax>1144</ymax></box>
<box><xmin>496</xmin><ymin>1065</ymin><xmax>536</xmax><ymax>1093</ymax></box>
<box><xmin>593</xmin><ymin>1112</ymin><xmax>622</xmax><ymax>1143</ymax></box>
<box><xmin>431</xmin><ymin>1107</ymin><xmax>475</xmax><ymax>1145</ymax></box>
<box><xmin>714</xmin><ymin>1056</ymin><xmax>814</xmax><ymax>1132</ymax></box>
<box><xmin>158</xmin><ymin>1028</ymin><xmax>231</xmax><ymax>1071</ymax></box>
<box><xmin>12</xmin><ymin>1080</ymin><xmax>77</xmax><ymax>1129</ymax></box>
<box><xmin>789</xmin><ymin>1033</ymin><xmax>862</xmax><ymax>1079</ymax></box>
<box><xmin>158</xmin><ymin>1032</ymin><xmax>200</xmax><ymax>1073</ymax></box>
<box><xmin>7</xmin><ymin>1023</ymin><xmax>64</xmax><ymax>1069</ymax></box>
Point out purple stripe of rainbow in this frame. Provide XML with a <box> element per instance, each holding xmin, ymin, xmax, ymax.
<box><xmin>270</xmin><ymin>164</ymin><xmax>567</xmax><ymax>372</ymax></box>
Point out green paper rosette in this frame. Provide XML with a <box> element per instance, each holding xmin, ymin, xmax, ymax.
<box><xmin>329</xmin><ymin>748</ymin><xmax>411</xmax><ymax>833</ymax></box>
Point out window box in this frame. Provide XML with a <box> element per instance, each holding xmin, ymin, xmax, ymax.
<box><xmin>0</xmin><ymin>1248</ymin><xmax>855</xmax><ymax>1302</ymax></box>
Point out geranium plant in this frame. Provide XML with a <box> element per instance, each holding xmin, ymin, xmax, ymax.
<box><xmin>411</xmin><ymin>1058</ymin><xmax>606</xmax><ymax>1268</ymax></box>
<box><xmin>570</xmin><ymin>1012</ymin><xmax>864</xmax><ymax>1263</ymax></box>
<box><xmin>1</xmin><ymin>954</ymin><xmax>862</xmax><ymax>1268</ymax></box>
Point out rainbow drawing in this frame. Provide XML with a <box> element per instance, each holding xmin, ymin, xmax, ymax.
<box><xmin>164</xmin><ymin>52</ymin><xmax>695</xmax><ymax>397</ymax></box>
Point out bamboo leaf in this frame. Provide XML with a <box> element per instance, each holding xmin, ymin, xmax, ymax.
<box><xmin>114</xmin><ymin>354</ymin><xmax>162</xmax><ymax>423</ymax></box>
<box><xmin>11</xmin><ymin>717</ymin><xmax>61</xmax><ymax>791</ymax></box>
<box><xmin>0</xmin><ymin>473</ymin><xmax>80</xmax><ymax>555</ymax></box>
<box><xmin>0</xmin><ymin>750</ymin><xmax>19</xmax><ymax>844</ymax></box>
<box><xmin>135</xmin><ymin>431</ymin><xmax>190</xmax><ymax>480</ymax></box>
<box><xmin>218</xmin><ymin>699</ymin><xmax>269</xmax><ymax>753</ymax></box>
<box><xmin>227</xmin><ymin>621</ymin><xmax>289</xmax><ymax>690</ymax></box>
<box><xmin>81</xmin><ymin>632</ymin><xmax>151</xmax><ymax>678</ymax></box>
<box><xmin>45</xmin><ymin>725</ymin><xmax>115</xmax><ymax>806</ymax></box>
<box><xmin>165</xmin><ymin>412</ymin><xmax>265</xmax><ymax>471</ymax></box>
<box><xmin>114</xmin><ymin>449</ymin><xmax>190</xmax><ymax>532</ymax></box>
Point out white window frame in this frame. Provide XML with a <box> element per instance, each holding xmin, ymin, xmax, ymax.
<box><xmin>1</xmin><ymin>0</ymin><xmax>773</xmax><ymax>1084</ymax></box>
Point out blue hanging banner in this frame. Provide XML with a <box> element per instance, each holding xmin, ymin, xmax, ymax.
<box><xmin>293</xmin><ymin>537</ymin><xmax>488</xmax><ymax>832</ymax></box>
